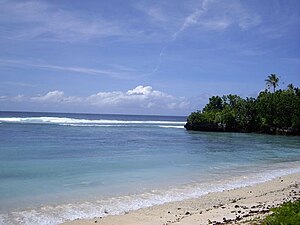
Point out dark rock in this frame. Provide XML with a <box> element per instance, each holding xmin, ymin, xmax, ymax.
<box><xmin>185</xmin><ymin>122</ymin><xmax>300</xmax><ymax>136</ymax></box>
<box><xmin>185</xmin><ymin>121</ymin><xmax>245</xmax><ymax>133</ymax></box>
<box><xmin>260</xmin><ymin>209</ymin><xmax>270</xmax><ymax>213</ymax></box>
<box><xmin>235</xmin><ymin>216</ymin><xmax>241</xmax><ymax>221</ymax></box>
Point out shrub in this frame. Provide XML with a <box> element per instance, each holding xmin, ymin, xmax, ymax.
<box><xmin>262</xmin><ymin>199</ymin><xmax>300</xmax><ymax>225</ymax></box>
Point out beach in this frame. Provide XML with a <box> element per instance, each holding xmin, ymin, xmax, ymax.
<box><xmin>1</xmin><ymin>112</ymin><xmax>300</xmax><ymax>225</ymax></box>
<box><xmin>62</xmin><ymin>172</ymin><xmax>300</xmax><ymax>225</ymax></box>
<box><xmin>1</xmin><ymin>0</ymin><xmax>300</xmax><ymax>224</ymax></box>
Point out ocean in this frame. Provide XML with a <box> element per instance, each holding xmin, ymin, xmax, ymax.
<box><xmin>0</xmin><ymin>111</ymin><xmax>300</xmax><ymax>225</ymax></box>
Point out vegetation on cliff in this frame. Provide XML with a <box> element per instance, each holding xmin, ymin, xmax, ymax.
<box><xmin>185</xmin><ymin>75</ymin><xmax>300</xmax><ymax>135</ymax></box>
<box><xmin>261</xmin><ymin>199</ymin><xmax>300</xmax><ymax>225</ymax></box>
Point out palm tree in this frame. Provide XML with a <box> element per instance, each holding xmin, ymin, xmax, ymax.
<box><xmin>287</xmin><ymin>83</ymin><xmax>294</xmax><ymax>91</ymax></box>
<box><xmin>265</xmin><ymin>74</ymin><xmax>279</xmax><ymax>92</ymax></box>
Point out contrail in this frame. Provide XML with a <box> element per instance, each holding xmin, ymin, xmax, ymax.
<box><xmin>151</xmin><ymin>0</ymin><xmax>209</xmax><ymax>74</ymax></box>
<box><xmin>152</xmin><ymin>45</ymin><xmax>168</xmax><ymax>73</ymax></box>
<box><xmin>172</xmin><ymin>8</ymin><xmax>203</xmax><ymax>41</ymax></box>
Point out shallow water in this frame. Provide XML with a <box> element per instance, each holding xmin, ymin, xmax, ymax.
<box><xmin>0</xmin><ymin>111</ymin><xmax>300</xmax><ymax>225</ymax></box>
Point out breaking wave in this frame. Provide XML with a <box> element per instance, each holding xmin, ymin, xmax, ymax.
<box><xmin>0</xmin><ymin>117</ymin><xmax>186</xmax><ymax>127</ymax></box>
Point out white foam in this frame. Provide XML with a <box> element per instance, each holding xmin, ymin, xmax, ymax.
<box><xmin>159</xmin><ymin>125</ymin><xmax>184</xmax><ymax>129</ymax></box>
<box><xmin>59</xmin><ymin>124</ymin><xmax>185</xmax><ymax>128</ymax></box>
<box><xmin>59</xmin><ymin>124</ymin><xmax>124</xmax><ymax>127</ymax></box>
<box><xmin>1</xmin><ymin>165</ymin><xmax>300</xmax><ymax>225</ymax></box>
<box><xmin>0</xmin><ymin>117</ymin><xmax>185</xmax><ymax>125</ymax></box>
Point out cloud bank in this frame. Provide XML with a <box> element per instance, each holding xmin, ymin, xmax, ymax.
<box><xmin>1</xmin><ymin>86</ymin><xmax>190</xmax><ymax>113</ymax></box>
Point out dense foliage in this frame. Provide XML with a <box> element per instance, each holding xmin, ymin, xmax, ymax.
<box><xmin>185</xmin><ymin>84</ymin><xmax>300</xmax><ymax>135</ymax></box>
<box><xmin>262</xmin><ymin>199</ymin><xmax>300</xmax><ymax>225</ymax></box>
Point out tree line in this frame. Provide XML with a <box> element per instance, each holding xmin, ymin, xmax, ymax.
<box><xmin>185</xmin><ymin>74</ymin><xmax>300</xmax><ymax>135</ymax></box>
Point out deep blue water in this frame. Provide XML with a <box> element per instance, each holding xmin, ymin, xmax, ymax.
<box><xmin>0</xmin><ymin>111</ymin><xmax>300</xmax><ymax>225</ymax></box>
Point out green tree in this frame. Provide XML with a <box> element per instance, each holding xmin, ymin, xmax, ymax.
<box><xmin>287</xmin><ymin>83</ymin><xmax>295</xmax><ymax>93</ymax></box>
<box><xmin>203</xmin><ymin>96</ymin><xmax>223</xmax><ymax>112</ymax></box>
<box><xmin>185</xmin><ymin>83</ymin><xmax>300</xmax><ymax>135</ymax></box>
<box><xmin>265</xmin><ymin>74</ymin><xmax>279</xmax><ymax>92</ymax></box>
<box><xmin>236</xmin><ymin>97</ymin><xmax>257</xmax><ymax>131</ymax></box>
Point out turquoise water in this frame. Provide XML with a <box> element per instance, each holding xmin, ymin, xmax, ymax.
<box><xmin>0</xmin><ymin>111</ymin><xmax>300</xmax><ymax>225</ymax></box>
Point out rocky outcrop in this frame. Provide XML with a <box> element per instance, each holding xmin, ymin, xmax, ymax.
<box><xmin>184</xmin><ymin>122</ymin><xmax>224</xmax><ymax>132</ymax></box>
<box><xmin>185</xmin><ymin>122</ymin><xmax>300</xmax><ymax>135</ymax></box>
<box><xmin>184</xmin><ymin>122</ymin><xmax>242</xmax><ymax>132</ymax></box>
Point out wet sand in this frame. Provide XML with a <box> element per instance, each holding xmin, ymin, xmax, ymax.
<box><xmin>62</xmin><ymin>172</ymin><xmax>300</xmax><ymax>225</ymax></box>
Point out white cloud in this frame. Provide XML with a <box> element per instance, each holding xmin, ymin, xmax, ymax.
<box><xmin>0</xmin><ymin>0</ymin><xmax>263</xmax><ymax>44</ymax></box>
<box><xmin>6</xmin><ymin>86</ymin><xmax>190</xmax><ymax>111</ymax></box>
<box><xmin>1</xmin><ymin>81</ymin><xmax>36</xmax><ymax>87</ymax></box>
<box><xmin>135</xmin><ymin>3</ymin><xmax>168</xmax><ymax>23</ymax></box>
<box><xmin>151</xmin><ymin>0</ymin><xmax>262</xmax><ymax>74</ymax></box>
<box><xmin>0</xmin><ymin>96</ymin><xmax>8</xmax><ymax>100</ymax></box>
<box><xmin>31</xmin><ymin>90</ymin><xmax>65</xmax><ymax>103</ymax></box>
<box><xmin>173</xmin><ymin>0</ymin><xmax>262</xmax><ymax>36</ymax></box>
<box><xmin>127</xmin><ymin>85</ymin><xmax>153</xmax><ymax>95</ymax></box>
<box><xmin>35</xmin><ymin>64</ymin><xmax>134</xmax><ymax>79</ymax></box>
<box><xmin>258</xmin><ymin>15</ymin><xmax>298</xmax><ymax>39</ymax></box>
<box><xmin>87</xmin><ymin>86</ymin><xmax>186</xmax><ymax>109</ymax></box>
<box><xmin>0</xmin><ymin>59</ymin><xmax>136</xmax><ymax>79</ymax></box>
<box><xmin>199</xmin><ymin>17</ymin><xmax>232</xmax><ymax>30</ymax></box>
<box><xmin>31</xmin><ymin>90</ymin><xmax>84</xmax><ymax>104</ymax></box>
<box><xmin>12</xmin><ymin>94</ymin><xmax>26</xmax><ymax>102</ymax></box>
<box><xmin>173</xmin><ymin>8</ymin><xmax>205</xmax><ymax>40</ymax></box>
<box><xmin>182</xmin><ymin>9</ymin><xmax>203</xmax><ymax>30</ymax></box>
<box><xmin>239</xmin><ymin>14</ymin><xmax>262</xmax><ymax>30</ymax></box>
<box><xmin>0</xmin><ymin>0</ymin><xmax>125</xmax><ymax>42</ymax></box>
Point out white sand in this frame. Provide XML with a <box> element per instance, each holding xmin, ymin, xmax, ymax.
<box><xmin>62</xmin><ymin>173</ymin><xmax>300</xmax><ymax>225</ymax></box>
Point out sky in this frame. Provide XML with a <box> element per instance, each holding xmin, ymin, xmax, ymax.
<box><xmin>0</xmin><ymin>0</ymin><xmax>299</xmax><ymax>116</ymax></box>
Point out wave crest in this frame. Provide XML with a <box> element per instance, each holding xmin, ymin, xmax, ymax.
<box><xmin>0</xmin><ymin>117</ymin><xmax>186</xmax><ymax>126</ymax></box>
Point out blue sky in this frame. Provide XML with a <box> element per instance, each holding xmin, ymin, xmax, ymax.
<box><xmin>0</xmin><ymin>0</ymin><xmax>299</xmax><ymax>115</ymax></box>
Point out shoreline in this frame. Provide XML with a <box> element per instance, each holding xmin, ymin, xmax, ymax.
<box><xmin>184</xmin><ymin>123</ymin><xmax>300</xmax><ymax>136</ymax></box>
<box><xmin>62</xmin><ymin>172</ymin><xmax>300</xmax><ymax>225</ymax></box>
